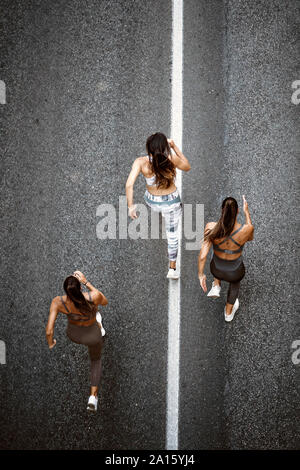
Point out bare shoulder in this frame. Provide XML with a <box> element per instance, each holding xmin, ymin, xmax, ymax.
<box><xmin>83</xmin><ymin>290</ymin><xmax>101</xmax><ymax>305</ymax></box>
<box><xmin>139</xmin><ymin>155</ymin><xmax>152</xmax><ymax>175</ymax></box>
<box><xmin>50</xmin><ymin>296</ymin><xmax>62</xmax><ymax>312</ymax></box>
<box><xmin>242</xmin><ymin>223</ymin><xmax>254</xmax><ymax>239</ymax></box>
<box><xmin>240</xmin><ymin>223</ymin><xmax>254</xmax><ymax>234</ymax></box>
<box><xmin>205</xmin><ymin>222</ymin><xmax>217</xmax><ymax>231</ymax></box>
<box><xmin>203</xmin><ymin>222</ymin><xmax>216</xmax><ymax>241</ymax></box>
<box><xmin>132</xmin><ymin>156</ymin><xmax>145</xmax><ymax>172</ymax></box>
<box><xmin>138</xmin><ymin>155</ymin><xmax>149</xmax><ymax>167</ymax></box>
<box><xmin>239</xmin><ymin>223</ymin><xmax>254</xmax><ymax>242</ymax></box>
<box><xmin>136</xmin><ymin>156</ymin><xmax>147</xmax><ymax>164</ymax></box>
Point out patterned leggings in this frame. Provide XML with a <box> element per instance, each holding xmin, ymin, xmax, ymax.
<box><xmin>144</xmin><ymin>189</ymin><xmax>182</xmax><ymax>261</ymax></box>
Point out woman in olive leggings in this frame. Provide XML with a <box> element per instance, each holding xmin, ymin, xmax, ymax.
<box><xmin>198</xmin><ymin>196</ymin><xmax>254</xmax><ymax>322</ymax></box>
<box><xmin>46</xmin><ymin>270</ymin><xmax>108</xmax><ymax>412</ymax></box>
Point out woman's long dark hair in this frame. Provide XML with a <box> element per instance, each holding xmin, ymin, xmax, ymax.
<box><xmin>205</xmin><ymin>197</ymin><xmax>239</xmax><ymax>243</ymax></box>
<box><xmin>146</xmin><ymin>132</ymin><xmax>176</xmax><ymax>189</ymax></box>
<box><xmin>63</xmin><ymin>276</ymin><xmax>96</xmax><ymax>315</ymax></box>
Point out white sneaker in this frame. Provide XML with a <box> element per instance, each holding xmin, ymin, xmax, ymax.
<box><xmin>224</xmin><ymin>298</ymin><xmax>239</xmax><ymax>322</ymax></box>
<box><xmin>87</xmin><ymin>395</ymin><xmax>98</xmax><ymax>412</ymax></box>
<box><xmin>207</xmin><ymin>282</ymin><xmax>221</xmax><ymax>298</ymax></box>
<box><xmin>167</xmin><ymin>268</ymin><xmax>180</xmax><ymax>279</ymax></box>
<box><xmin>96</xmin><ymin>312</ymin><xmax>106</xmax><ymax>337</ymax></box>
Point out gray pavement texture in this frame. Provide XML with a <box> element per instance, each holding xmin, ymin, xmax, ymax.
<box><xmin>0</xmin><ymin>0</ymin><xmax>299</xmax><ymax>450</ymax></box>
<box><xmin>181</xmin><ymin>0</ymin><xmax>300</xmax><ymax>450</ymax></box>
<box><xmin>0</xmin><ymin>0</ymin><xmax>172</xmax><ymax>450</ymax></box>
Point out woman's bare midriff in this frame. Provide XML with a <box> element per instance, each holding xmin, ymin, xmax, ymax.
<box><xmin>213</xmin><ymin>250</ymin><xmax>242</xmax><ymax>261</ymax></box>
<box><xmin>68</xmin><ymin>318</ymin><xmax>97</xmax><ymax>327</ymax></box>
<box><xmin>146</xmin><ymin>182</ymin><xmax>177</xmax><ymax>195</ymax></box>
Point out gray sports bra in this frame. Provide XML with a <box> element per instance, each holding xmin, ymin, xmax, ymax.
<box><xmin>213</xmin><ymin>225</ymin><xmax>244</xmax><ymax>256</ymax></box>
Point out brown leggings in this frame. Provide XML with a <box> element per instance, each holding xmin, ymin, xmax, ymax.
<box><xmin>67</xmin><ymin>321</ymin><xmax>103</xmax><ymax>387</ymax></box>
<box><xmin>210</xmin><ymin>254</ymin><xmax>245</xmax><ymax>305</ymax></box>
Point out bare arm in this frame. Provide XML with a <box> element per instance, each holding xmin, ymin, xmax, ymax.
<box><xmin>242</xmin><ymin>195</ymin><xmax>254</xmax><ymax>241</ymax></box>
<box><xmin>73</xmin><ymin>271</ymin><xmax>108</xmax><ymax>307</ymax></box>
<box><xmin>125</xmin><ymin>158</ymin><xmax>142</xmax><ymax>218</ymax></box>
<box><xmin>46</xmin><ymin>298</ymin><xmax>59</xmax><ymax>349</ymax></box>
<box><xmin>198</xmin><ymin>223</ymin><xmax>215</xmax><ymax>292</ymax></box>
<box><xmin>168</xmin><ymin>140</ymin><xmax>191</xmax><ymax>171</ymax></box>
<box><xmin>198</xmin><ymin>240</ymin><xmax>212</xmax><ymax>277</ymax></box>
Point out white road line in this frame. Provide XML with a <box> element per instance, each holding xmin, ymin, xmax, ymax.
<box><xmin>166</xmin><ymin>0</ymin><xmax>183</xmax><ymax>451</ymax></box>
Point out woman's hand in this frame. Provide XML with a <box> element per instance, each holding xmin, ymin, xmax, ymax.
<box><xmin>168</xmin><ymin>138</ymin><xmax>175</xmax><ymax>149</ymax></box>
<box><xmin>73</xmin><ymin>270</ymin><xmax>87</xmax><ymax>284</ymax></box>
<box><xmin>242</xmin><ymin>194</ymin><xmax>249</xmax><ymax>213</ymax></box>
<box><xmin>128</xmin><ymin>204</ymin><xmax>138</xmax><ymax>220</ymax></box>
<box><xmin>198</xmin><ymin>274</ymin><xmax>207</xmax><ymax>293</ymax></box>
<box><xmin>49</xmin><ymin>339</ymin><xmax>56</xmax><ymax>350</ymax></box>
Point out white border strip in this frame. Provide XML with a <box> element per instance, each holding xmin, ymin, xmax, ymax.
<box><xmin>166</xmin><ymin>0</ymin><xmax>183</xmax><ymax>451</ymax></box>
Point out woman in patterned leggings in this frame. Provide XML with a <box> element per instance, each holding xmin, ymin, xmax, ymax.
<box><xmin>126</xmin><ymin>132</ymin><xmax>191</xmax><ymax>279</ymax></box>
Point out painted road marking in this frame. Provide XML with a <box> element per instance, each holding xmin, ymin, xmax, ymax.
<box><xmin>166</xmin><ymin>0</ymin><xmax>183</xmax><ymax>451</ymax></box>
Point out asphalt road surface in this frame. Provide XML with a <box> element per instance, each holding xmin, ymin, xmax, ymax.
<box><xmin>0</xmin><ymin>0</ymin><xmax>299</xmax><ymax>450</ymax></box>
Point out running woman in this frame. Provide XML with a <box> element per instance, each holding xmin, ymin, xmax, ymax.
<box><xmin>46</xmin><ymin>270</ymin><xmax>108</xmax><ymax>412</ymax></box>
<box><xmin>126</xmin><ymin>132</ymin><xmax>191</xmax><ymax>279</ymax></box>
<box><xmin>198</xmin><ymin>196</ymin><xmax>254</xmax><ymax>321</ymax></box>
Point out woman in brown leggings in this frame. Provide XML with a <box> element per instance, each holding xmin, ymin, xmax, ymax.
<box><xmin>198</xmin><ymin>196</ymin><xmax>254</xmax><ymax>322</ymax></box>
<box><xmin>46</xmin><ymin>270</ymin><xmax>108</xmax><ymax>412</ymax></box>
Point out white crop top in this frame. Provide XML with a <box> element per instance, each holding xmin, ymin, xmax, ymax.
<box><xmin>144</xmin><ymin>155</ymin><xmax>157</xmax><ymax>187</ymax></box>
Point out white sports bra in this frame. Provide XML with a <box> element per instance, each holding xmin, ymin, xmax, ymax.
<box><xmin>144</xmin><ymin>155</ymin><xmax>157</xmax><ymax>187</ymax></box>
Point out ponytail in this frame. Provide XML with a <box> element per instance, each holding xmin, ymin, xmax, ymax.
<box><xmin>205</xmin><ymin>197</ymin><xmax>238</xmax><ymax>243</ymax></box>
<box><xmin>63</xmin><ymin>276</ymin><xmax>96</xmax><ymax>315</ymax></box>
<box><xmin>146</xmin><ymin>133</ymin><xmax>176</xmax><ymax>189</ymax></box>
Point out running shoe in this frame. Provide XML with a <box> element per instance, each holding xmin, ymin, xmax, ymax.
<box><xmin>167</xmin><ymin>268</ymin><xmax>180</xmax><ymax>279</ymax></box>
<box><xmin>96</xmin><ymin>312</ymin><xmax>106</xmax><ymax>336</ymax></box>
<box><xmin>207</xmin><ymin>282</ymin><xmax>221</xmax><ymax>298</ymax></box>
<box><xmin>224</xmin><ymin>298</ymin><xmax>239</xmax><ymax>322</ymax></box>
<box><xmin>87</xmin><ymin>395</ymin><xmax>98</xmax><ymax>412</ymax></box>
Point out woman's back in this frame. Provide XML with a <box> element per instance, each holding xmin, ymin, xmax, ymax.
<box><xmin>59</xmin><ymin>291</ymin><xmax>97</xmax><ymax>325</ymax></box>
<box><xmin>140</xmin><ymin>155</ymin><xmax>177</xmax><ymax>195</ymax></box>
<box><xmin>212</xmin><ymin>223</ymin><xmax>252</xmax><ymax>260</ymax></box>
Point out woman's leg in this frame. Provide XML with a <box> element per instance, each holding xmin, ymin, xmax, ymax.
<box><xmin>210</xmin><ymin>257</ymin><xmax>245</xmax><ymax>316</ymax></box>
<box><xmin>225</xmin><ymin>263</ymin><xmax>245</xmax><ymax>315</ymax></box>
<box><xmin>88</xmin><ymin>342</ymin><xmax>103</xmax><ymax>396</ymax></box>
<box><xmin>225</xmin><ymin>281</ymin><xmax>241</xmax><ymax>315</ymax></box>
<box><xmin>67</xmin><ymin>322</ymin><xmax>103</xmax><ymax>397</ymax></box>
<box><xmin>210</xmin><ymin>259</ymin><xmax>224</xmax><ymax>284</ymax></box>
<box><xmin>163</xmin><ymin>203</ymin><xmax>182</xmax><ymax>267</ymax></box>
